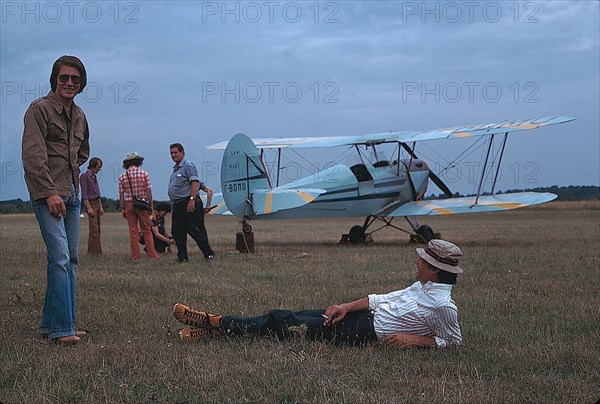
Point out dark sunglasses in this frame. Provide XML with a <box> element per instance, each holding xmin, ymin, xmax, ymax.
<box><xmin>58</xmin><ymin>74</ymin><xmax>82</xmax><ymax>84</ymax></box>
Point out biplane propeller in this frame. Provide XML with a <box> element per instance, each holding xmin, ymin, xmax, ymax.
<box><xmin>204</xmin><ymin>116</ymin><xmax>574</xmax><ymax>243</ymax></box>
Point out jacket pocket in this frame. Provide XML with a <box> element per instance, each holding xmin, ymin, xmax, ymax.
<box><xmin>73</xmin><ymin>131</ymin><xmax>85</xmax><ymax>146</ymax></box>
<box><xmin>46</xmin><ymin>120</ymin><xmax>67</xmax><ymax>141</ymax></box>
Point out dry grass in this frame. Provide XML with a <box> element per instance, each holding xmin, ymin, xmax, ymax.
<box><xmin>1</xmin><ymin>201</ymin><xmax>599</xmax><ymax>403</ymax></box>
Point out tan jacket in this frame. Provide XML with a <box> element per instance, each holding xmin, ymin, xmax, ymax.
<box><xmin>22</xmin><ymin>91</ymin><xmax>90</xmax><ymax>200</ymax></box>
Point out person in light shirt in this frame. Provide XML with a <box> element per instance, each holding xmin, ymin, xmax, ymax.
<box><xmin>173</xmin><ymin>239</ymin><xmax>464</xmax><ymax>348</ymax></box>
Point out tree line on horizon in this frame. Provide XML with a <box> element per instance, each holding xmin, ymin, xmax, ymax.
<box><xmin>0</xmin><ymin>185</ymin><xmax>598</xmax><ymax>214</ymax></box>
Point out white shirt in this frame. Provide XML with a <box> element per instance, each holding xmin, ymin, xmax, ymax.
<box><xmin>368</xmin><ymin>281</ymin><xmax>462</xmax><ymax>348</ymax></box>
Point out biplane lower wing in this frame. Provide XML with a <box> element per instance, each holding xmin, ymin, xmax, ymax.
<box><xmin>201</xmin><ymin>193</ymin><xmax>232</xmax><ymax>215</ymax></box>
<box><xmin>385</xmin><ymin>192</ymin><xmax>557</xmax><ymax>216</ymax></box>
<box><xmin>252</xmin><ymin>188</ymin><xmax>326</xmax><ymax>215</ymax></box>
<box><xmin>203</xmin><ymin>189</ymin><xmax>327</xmax><ymax>216</ymax></box>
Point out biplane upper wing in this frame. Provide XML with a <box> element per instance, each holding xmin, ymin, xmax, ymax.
<box><xmin>384</xmin><ymin>192</ymin><xmax>557</xmax><ymax>217</ymax></box>
<box><xmin>207</xmin><ymin>132</ymin><xmax>414</xmax><ymax>150</ymax></box>
<box><xmin>207</xmin><ymin>116</ymin><xmax>575</xmax><ymax>150</ymax></box>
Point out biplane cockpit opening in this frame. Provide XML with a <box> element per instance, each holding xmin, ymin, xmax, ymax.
<box><xmin>373</xmin><ymin>160</ymin><xmax>391</xmax><ymax>168</ymax></box>
<box><xmin>350</xmin><ymin>163</ymin><xmax>373</xmax><ymax>182</ymax></box>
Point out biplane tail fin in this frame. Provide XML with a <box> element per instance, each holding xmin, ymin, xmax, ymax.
<box><xmin>221</xmin><ymin>133</ymin><xmax>271</xmax><ymax>217</ymax></box>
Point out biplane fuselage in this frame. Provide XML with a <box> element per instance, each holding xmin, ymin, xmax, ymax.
<box><xmin>264</xmin><ymin>159</ymin><xmax>429</xmax><ymax>219</ymax></box>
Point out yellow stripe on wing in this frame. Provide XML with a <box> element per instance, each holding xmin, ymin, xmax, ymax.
<box><xmin>265</xmin><ymin>193</ymin><xmax>273</xmax><ymax>214</ymax></box>
<box><xmin>505</xmin><ymin>123</ymin><xmax>540</xmax><ymax>130</ymax></box>
<box><xmin>297</xmin><ymin>191</ymin><xmax>317</xmax><ymax>203</ymax></box>
<box><xmin>453</xmin><ymin>132</ymin><xmax>474</xmax><ymax>138</ymax></box>
<box><xmin>415</xmin><ymin>201</ymin><xmax>454</xmax><ymax>215</ymax></box>
<box><xmin>486</xmin><ymin>202</ymin><xmax>522</xmax><ymax>209</ymax></box>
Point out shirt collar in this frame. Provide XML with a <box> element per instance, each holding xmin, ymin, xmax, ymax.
<box><xmin>47</xmin><ymin>91</ymin><xmax>82</xmax><ymax>121</ymax></box>
<box><xmin>173</xmin><ymin>158</ymin><xmax>187</xmax><ymax>170</ymax></box>
<box><xmin>420</xmin><ymin>280</ymin><xmax>453</xmax><ymax>292</ymax></box>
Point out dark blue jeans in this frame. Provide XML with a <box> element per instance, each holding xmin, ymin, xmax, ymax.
<box><xmin>222</xmin><ymin>309</ymin><xmax>378</xmax><ymax>346</ymax></box>
<box><xmin>171</xmin><ymin>199</ymin><xmax>214</xmax><ymax>260</ymax></box>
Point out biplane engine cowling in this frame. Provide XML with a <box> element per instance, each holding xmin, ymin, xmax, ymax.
<box><xmin>406</xmin><ymin>159</ymin><xmax>429</xmax><ymax>200</ymax></box>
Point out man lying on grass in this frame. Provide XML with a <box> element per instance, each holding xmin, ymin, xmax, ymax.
<box><xmin>174</xmin><ymin>239</ymin><xmax>463</xmax><ymax>349</ymax></box>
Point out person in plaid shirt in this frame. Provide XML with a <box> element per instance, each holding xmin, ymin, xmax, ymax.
<box><xmin>118</xmin><ymin>152</ymin><xmax>160</xmax><ymax>260</ymax></box>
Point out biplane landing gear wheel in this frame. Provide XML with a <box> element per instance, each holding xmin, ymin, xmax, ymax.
<box><xmin>416</xmin><ymin>224</ymin><xmax>434</xmax><ymax>242</ymax></box>
<box><xmin>349</xmin><ymin>225</ymin><xmax>366</xmax><ymax>244</ymax></box>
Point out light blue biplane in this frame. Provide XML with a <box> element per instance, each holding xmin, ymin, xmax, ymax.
<box><xmin>205</xmin><ymin>116</ymin><xmax>574</xmax><ymax>243</ymax></box>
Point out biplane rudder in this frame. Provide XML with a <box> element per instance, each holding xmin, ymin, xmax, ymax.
<box><xmin>221</xmin><ymin>133</ymin><xmax>271</xmax><ymax>217</ymax></box>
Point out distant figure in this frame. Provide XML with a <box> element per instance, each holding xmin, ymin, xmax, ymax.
<box><xmin>80</xmin><ymin>157</ymin><xmax>104</xmax><ymax>255</ymax></box>
<box><xmin>22</xmin><ymin>55</ymin><xmax>90</xmax><ymax>345</ymax></box>
<box><xmin>118</xmin><ymin>152</ymin><xmax>160</xmax><ymax>260</ymax></box>
<box><xmin>168</xmin><ymin>143</ymin><xmax>215</xmax><ymax>263</ymax></box>
<box><xmin>140</xmin><ymin>202</ymin><xmax>176</xmax><ymax>254</ymax></box>
<box><xmin>174</xmin><ymin>239</ymin><xmax>464</xmax><ymax>348</ymax></box>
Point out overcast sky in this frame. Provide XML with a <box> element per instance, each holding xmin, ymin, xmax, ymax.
<box><xmin>1</xmin><ymin>0</ymin><xmax>598</xmax><ymax>200</ymax></box>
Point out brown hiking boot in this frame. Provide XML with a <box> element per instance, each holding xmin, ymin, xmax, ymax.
<box><xmin>173</xmin><ymin>303</ymin><xmax>222</xmax><ymax>329</ymax></box>
<box><xmin>179</xmin><ymin>327</ymin><xmax>222</xmax><ymax>342</ymax></box>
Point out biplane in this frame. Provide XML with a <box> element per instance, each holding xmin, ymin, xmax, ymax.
<box><xmin>204</xmin><ymin>116</ymin><xmax>575</xmax><ymax>243</ymax></box>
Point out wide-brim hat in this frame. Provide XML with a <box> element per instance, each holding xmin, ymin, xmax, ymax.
<box><xmin>416</xmin><ymin>239</ymin><xmax>464</xmax><ymax>274</ymax></box>
<box><xmin>123</xmin><ymin>152</ymin><xmax>144</xmax><ymax>164</ymax></box>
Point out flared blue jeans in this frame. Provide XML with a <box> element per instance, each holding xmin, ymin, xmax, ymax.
<box><xmin>32</xmin><ymin>184</ymin><xmax>80</xmax><ymax>339</ymax></box>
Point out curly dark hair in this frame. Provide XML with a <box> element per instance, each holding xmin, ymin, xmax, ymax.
<box><xmin>154</xmin><ymin>202</ymin><xmax>172</xmax><ymax>213</ymax></box>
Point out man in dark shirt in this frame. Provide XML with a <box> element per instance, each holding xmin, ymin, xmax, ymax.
<box><xmin>80</xmin><ymin>157</ymin><xmax>104</xmax><ymax>255</ymax></box>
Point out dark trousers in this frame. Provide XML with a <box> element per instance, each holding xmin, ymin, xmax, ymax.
<box><xmin>221</xmin><ymin>309</ymin><xmax>378</xmax><ymax>346</ymax></box>
<box><xmin>153</xmin><ymin>225</ymin><xmax>169</xmax><ymax>253</ymax></box>
<box><xmin>171</xmin><ymin>199</ymin><xmax>214</xmax><ymax>260</ymax></box>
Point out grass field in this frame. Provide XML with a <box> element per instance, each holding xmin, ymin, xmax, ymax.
<box><xmin>1</xmin><ymin>201</ymin><xmax>599</xmax><ymax>403</ymax></box>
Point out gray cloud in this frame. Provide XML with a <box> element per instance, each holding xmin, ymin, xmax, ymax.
<box><xmin>1</xmin><ymin>0</ymin><xmax>598</xmax><ymax>200</ymax></box>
